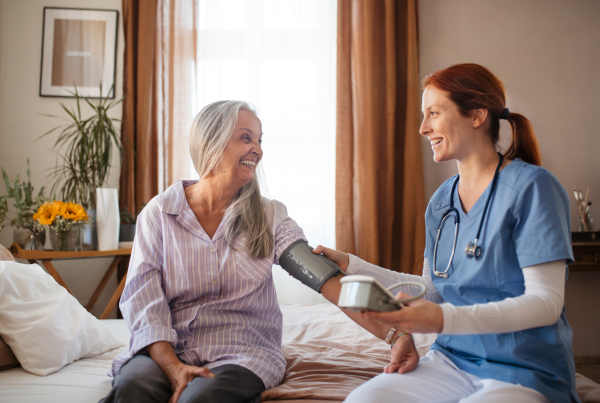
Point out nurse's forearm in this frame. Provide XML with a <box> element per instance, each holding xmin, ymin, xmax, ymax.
<box><xmin>320</xmin><ymin>274</ymin><xmax>392</xmax><ymax>340</ymax></box>
<box><xmin>440</xmin><ymin>260</ymin><xmax>566</xmax><ymax>335</ymax></box>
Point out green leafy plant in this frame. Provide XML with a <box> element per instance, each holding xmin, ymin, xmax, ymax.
<box><xmin>0</xmin><ymin>195</ymin><xmax>8</xmax><ymax>232</ymax></box>
<box><xmin>120</xmin><ymin>203</ymin><xmax>146</xmax><ymax>225</ymax></box>
<box><xmin>1</xmin><ymin>158</ymin><xmax>47</xmax><ymax>229</ymax></box>
<box><xmin>40</xmin><ymin>85</ymin><xmax>125</xmax><ymax>210</ymax></box>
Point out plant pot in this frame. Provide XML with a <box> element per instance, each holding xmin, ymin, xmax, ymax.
<box><xmin>119</xmin><ymin>224</ymin><xmax>136</xmax><ymax>248</ymax></box>
<box><xmin>49</xmin><ymin>227</ymin><xmax>78</xmax><ymax>251</ymax></box>
<box><xmin>80</xmin><ymin>209</ymin><xmax>97</xmax><ymax>251</ymax></box>
<box><xmin>13</xmin><ymin>227</ymin><xmax>46</xmax><ymax>249</ymax></box>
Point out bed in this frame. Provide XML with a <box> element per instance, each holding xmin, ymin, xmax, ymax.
<box><xmin>0</xmin><ymin>304</ymin><xmax>599</xmax><ymax>402</ymax></box>
<box><xmin>0</xmin><ymin>258</ymin><xmax>600</xmax><ymax>403</ymax></box>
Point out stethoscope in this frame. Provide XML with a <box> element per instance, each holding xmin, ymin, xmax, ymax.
<box><xmin>433</xmin><ymin>153</ymin><xmax>504</xmax><ymax>279</ymax></box>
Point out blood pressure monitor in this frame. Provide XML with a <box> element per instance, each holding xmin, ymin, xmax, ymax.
<box><xmin>338</xmin><ymin>275</ymin><xmax>427</xmax><ymax>312</ymax></box>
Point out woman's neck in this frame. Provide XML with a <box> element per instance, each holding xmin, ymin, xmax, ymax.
<box><xmin>196</xmin><ymin>174</ymin><xmax>240</xmax><ymax>212</ymax></box>
<box><xmin>456</xmin><ymin>146</ymin><xmax>500</xmax><ymax>189</ymax></box>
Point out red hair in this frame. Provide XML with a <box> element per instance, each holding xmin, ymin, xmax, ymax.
<box><xmin>422</xmin><ymin>63</ymin><xmax>541</xmax><ymax>166</ymax></box>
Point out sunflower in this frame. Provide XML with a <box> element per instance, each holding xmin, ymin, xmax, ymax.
<box><xmin>62</xmin><ymin>202</ymin><xmax>88</xmax><ymax>221</ymax></box>
<box><xmin>33</xmin><ymin>202</ymin><xmax>61</xmax><ymax>226</ymax></box>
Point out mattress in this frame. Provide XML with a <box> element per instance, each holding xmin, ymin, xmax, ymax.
<box><xmin>0</xmin><ymin>305</ymin><xmax>599</xmax><ymax>403</ymax></box>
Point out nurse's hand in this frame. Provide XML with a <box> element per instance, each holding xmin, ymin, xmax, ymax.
<box><xmin>312</xmin><ymin>245</ymin><xmax>350</xmax><ymax>272</ymax></box>
<box><xmin>385</xmin><ymin>332</ymin><xmax>419</xmax><ymax>374</ymax></box>
<box><xmin>362</xmin><ymin>292</ymin><xmax>444</xmax><ymax>334</ymax></box>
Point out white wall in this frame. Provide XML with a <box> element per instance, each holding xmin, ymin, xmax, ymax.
<box><xmin>418</xmin><ymin>0</ymin><xmax>600</xmax><ymax>356</ymax></box>
<box><xmin>0</xmin><ymin>0</ymin><xmax>124</xmax><ymax>318</ymax></box>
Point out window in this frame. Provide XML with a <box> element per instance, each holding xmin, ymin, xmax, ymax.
<box><xmin>192</xmin><ymin>0</ymin><xmax>337</xmax><ymax>252</ymax></box>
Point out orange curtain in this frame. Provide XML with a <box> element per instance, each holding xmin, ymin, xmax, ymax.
<box><xmin>120</xmin><ymin>0</ymin><xmax>160</xmax><ymax>214</ymax></box>
<box><xmin>336</xmin><ymin>0</ymin><xmax>425</xmax><ymax>274</ymax></box>
<box><xmin>120</xmin><ymin>0</ymin><xmax>199</xmax><ymax>213</ymax></box>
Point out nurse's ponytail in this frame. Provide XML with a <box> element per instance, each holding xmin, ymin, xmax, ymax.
<box><xmin>422</xmin><ymin>64</ymin><xmax>541</xmax><ymax>166</ymax></box>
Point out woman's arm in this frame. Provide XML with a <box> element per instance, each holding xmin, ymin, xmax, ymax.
<box><xmin>314</xmin><ymin>246</ymin><xmax>443</xmax><ymax>339</ymax></box>
<box><xmin>120</xmin><ymin>203</ymin><xmax>178</xmax><ymax>356</ymax></box>
<box><xmin>440</xmin><ymin>260</ymin><xmax>565</xmax><ymax>334</ymax></box>
<box><xmin>363</xmin><ymin>260</ymin><xmax>566</xmax><ymax>335</ymax></box>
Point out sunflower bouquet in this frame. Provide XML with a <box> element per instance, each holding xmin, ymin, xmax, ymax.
<box><xmin>33</xmin><ymin>201</ymin><xmax>88</xmax><ymax>251</ymax></box>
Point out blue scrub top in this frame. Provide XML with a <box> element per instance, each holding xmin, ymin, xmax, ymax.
<box><xmin>425</xmin><ymin>159</ymin><xmax>579</xmax><ymax>402</ymax></box>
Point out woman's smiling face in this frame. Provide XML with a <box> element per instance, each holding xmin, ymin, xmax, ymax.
<box><xmin>419</xmin><ymin>85</ymin><xmax>478</xmax><ymax>163</ymax></box>
<box><xmin>217</xmin><ymin>109</ymin><xmax>263</xmax><ymax>188</ymax></box>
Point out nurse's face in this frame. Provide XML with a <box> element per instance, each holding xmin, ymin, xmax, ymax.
<box><xmin>419</xmin><ymin>85</ymin><xmax>478</xmax><ymax>163</ymax></box>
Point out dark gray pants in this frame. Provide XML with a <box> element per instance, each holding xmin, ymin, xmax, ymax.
<box><xmin>100</xmin><ymin>355</ymin><xmax>265</xmax><ymax>403</ymax></box>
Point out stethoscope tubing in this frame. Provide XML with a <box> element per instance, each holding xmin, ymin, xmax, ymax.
<box><xmin>432</xmin><ymin>153</ymin><xmax>504</xmax><ymax>278</ymax></box>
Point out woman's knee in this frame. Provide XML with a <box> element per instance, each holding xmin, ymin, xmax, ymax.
<box><xmin>105</xmin><ymin>355</ymin><xmax>171</xmax><ymax>403</ymax></box>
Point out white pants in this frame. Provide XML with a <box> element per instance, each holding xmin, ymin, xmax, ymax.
<box><xmin>344</xmin><ymin>350</ymin><xmax>551</xmax><ymax>403</ymax></box>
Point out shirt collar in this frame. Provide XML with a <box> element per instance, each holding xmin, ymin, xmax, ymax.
<box><xmin>161</xmin><ymin>180</ymin><xmax>199</xmax><ymax>216</ymax></box>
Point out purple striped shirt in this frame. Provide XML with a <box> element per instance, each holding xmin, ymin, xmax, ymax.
<box><xmin>110</xmin><ymin>180</ymin><xmax>306</xmax><ymax>388</ymax></box>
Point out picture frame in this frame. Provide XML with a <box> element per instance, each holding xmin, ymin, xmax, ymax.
<box><xmin>39</xmin><ymin>7</ymin><xmax>118</xmax><ymax>98</ymax></box>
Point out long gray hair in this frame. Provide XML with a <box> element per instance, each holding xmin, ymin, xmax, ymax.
<box><xmin>190</xmin><ymin>100</ymin><xmax>273</xmax><ymax>259</ymax></box>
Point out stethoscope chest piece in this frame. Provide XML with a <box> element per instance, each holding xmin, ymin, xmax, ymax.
<box><xmin>465</xmin><ymin>241</ymin><xmax>482</xmax><ymax>259</ymax></box>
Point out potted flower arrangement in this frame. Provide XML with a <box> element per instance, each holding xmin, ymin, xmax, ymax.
<box><xmin>33</xmin><ymin>201</ymin><xmax>89</xmax><ymax>251</ymax></box>
<box><xmin>119</xmin><ymin>203</ymin><xmax>145</xmax><ymax>247</ymax></box>
<box><xmin>1</xmin><ymin>159</ymin><xmax>48</xmax><ymax>247</ymax></box>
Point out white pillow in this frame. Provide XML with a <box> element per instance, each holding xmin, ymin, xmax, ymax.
<box><xmin>0</xmin><ymin>261</ymin><xmax>124</xmax><ymax>376</ymax></box>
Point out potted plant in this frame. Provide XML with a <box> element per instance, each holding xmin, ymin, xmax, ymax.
<box><xmin>1</xmin><ymin>159</ymin><xmax>48</xmax><ymax>247</ymax></box>
<box><xmin>40</xmin><ymin>85</ymin><xmax>124</xmax><ymax>250</ymax></box>
<box><xmin>119</xmin><ymin>203</ymin><xmax>145</xmax><ymax>246</ymax></box>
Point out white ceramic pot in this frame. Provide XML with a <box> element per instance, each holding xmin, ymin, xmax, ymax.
<box><xmin>96</xmin><ymin>188</ymin><xmax>120</xmax><ymax>251</ymax></box>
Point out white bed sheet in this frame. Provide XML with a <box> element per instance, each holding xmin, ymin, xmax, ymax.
<box><xmin>0</xmin><ymin>320</ymin><xmax>129</xmax><ymax>403</ymax></box>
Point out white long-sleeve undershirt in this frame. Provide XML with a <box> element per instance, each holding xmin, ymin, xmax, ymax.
<box><xmin>346</xmin><ymin>255</ymin><xmax>566</xmax><ymax>335</ymax></box>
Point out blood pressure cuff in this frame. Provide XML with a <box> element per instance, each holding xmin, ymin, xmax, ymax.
<box><xmin>279</xmin><ymin>240</ymin><xmax>341</xmax><ymax>293</ymax></box>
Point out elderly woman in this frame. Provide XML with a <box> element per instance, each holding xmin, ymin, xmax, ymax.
<box><xmin>101</xmin><ymin>101</ymin><xmax>307</xmax><ymax>403</ymax></box>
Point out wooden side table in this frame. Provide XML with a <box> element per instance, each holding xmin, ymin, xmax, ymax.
<box><xmin>571</xmin><ymin>241</ymin><xmax>600</xmax><ymax>272</ymax></box>
<box><xmin>10</xmin><ymin>243</ymin><xmax>131</xmax><ymax>319</ymax></box>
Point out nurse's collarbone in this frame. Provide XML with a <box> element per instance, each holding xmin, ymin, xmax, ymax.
<box><xmin>338</xmin><ymin>275</ymin><xmax>427</xmax><ymax>312</ymax></box>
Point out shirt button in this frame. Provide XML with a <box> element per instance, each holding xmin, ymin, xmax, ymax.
<box><xmin>211</xmin><ymin>249</ymin><xmax>216</xmax><ymax>254</ymax></box>
<box><xmin>212</xmin><ymin>280</ymin><xmax>217</xmax><ymax>285</ymax></box>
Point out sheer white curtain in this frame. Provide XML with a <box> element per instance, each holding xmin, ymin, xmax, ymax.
<box><xmin>184</xmin><ymin>0</ymin><xmax>337</xmax><ymax>302</ymax></box>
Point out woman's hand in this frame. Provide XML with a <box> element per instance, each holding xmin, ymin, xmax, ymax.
<box><xmin>147</xmin><ymin>341</ymin><xmax>215</xmax><ymax>403</ymax></box>
<box><xmin>312</xmin><ymin>245</ymin><xmax>350</xmax><ymax>271</ymax></box>
<box><xmin>362</xmin><ymin>292</ymin><xmax>444</xmax><ymax>334</ymax></box>
<box><xmin>385</xmin><ymin>333</ymin><xmax>419</xmax><ymax>374</ymax></box>
<box><xmin>164</xmin><ymin>361</ymin><xmax>215</xmax><ymax>403</ymax></box>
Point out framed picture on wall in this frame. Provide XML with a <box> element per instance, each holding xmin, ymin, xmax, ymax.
<box><xmin>39</xmin><ymin>7</ymin><xmax>118</xmax><ymax>98</ymax></box>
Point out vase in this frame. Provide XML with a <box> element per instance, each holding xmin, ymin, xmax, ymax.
<box><xmin>80</xmin><ymin>209</ymin><xmax>97</xmax><ymax>251</ymax></box>
<box><xmin>96</xmin><ymin>188</ymin><xmax>120</xmax><ymax>251</ymax></box>
<box><xmin>49</xmin><ymin>227</ymin><xmax>78</xmax><ymax>251</ymax></box>
<box><xmin>13</xmin><ymin>227</ymin><xmax>46</xmax><ymax>248</ymax></box>
<box><xmin>24</xmin><ymin>233</ymin><xmax>44</xmax><ymax>251</ymax></box>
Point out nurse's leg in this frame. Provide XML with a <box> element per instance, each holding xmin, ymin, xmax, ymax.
<box><xmin>178</xmin><ymin>364</ymin><xmax>265</xmax><ymax>403</ymax></box>
<box><xmin>344</xmin><ymin>350</ymin><xmax>476</xmax><ymax>403</ymax></box>
<box><xmin>459</xmin><ymin>375</ymin><xmax>551</xmax><ymax>403</ymax></box>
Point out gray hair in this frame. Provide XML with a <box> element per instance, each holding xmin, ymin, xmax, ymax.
<box><xmin>190</xmin><ymin>100</ymin><xmax>273</xmax><ymax>259</ymax></box>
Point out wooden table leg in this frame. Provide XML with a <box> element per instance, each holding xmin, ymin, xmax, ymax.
<box><xmin>41</xmin><ymin>259</ymin><xmax>73</xmax><ymax>295</ymax></box>
<box><xmin>86</xmin><ymin>256</ymin><xmax>122</xmax><ymax>312</ymax></box>
<box><xmin>100</xmin><ymin>269</ymin><xmax>128</xmax><ymax>319</ymax></box>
